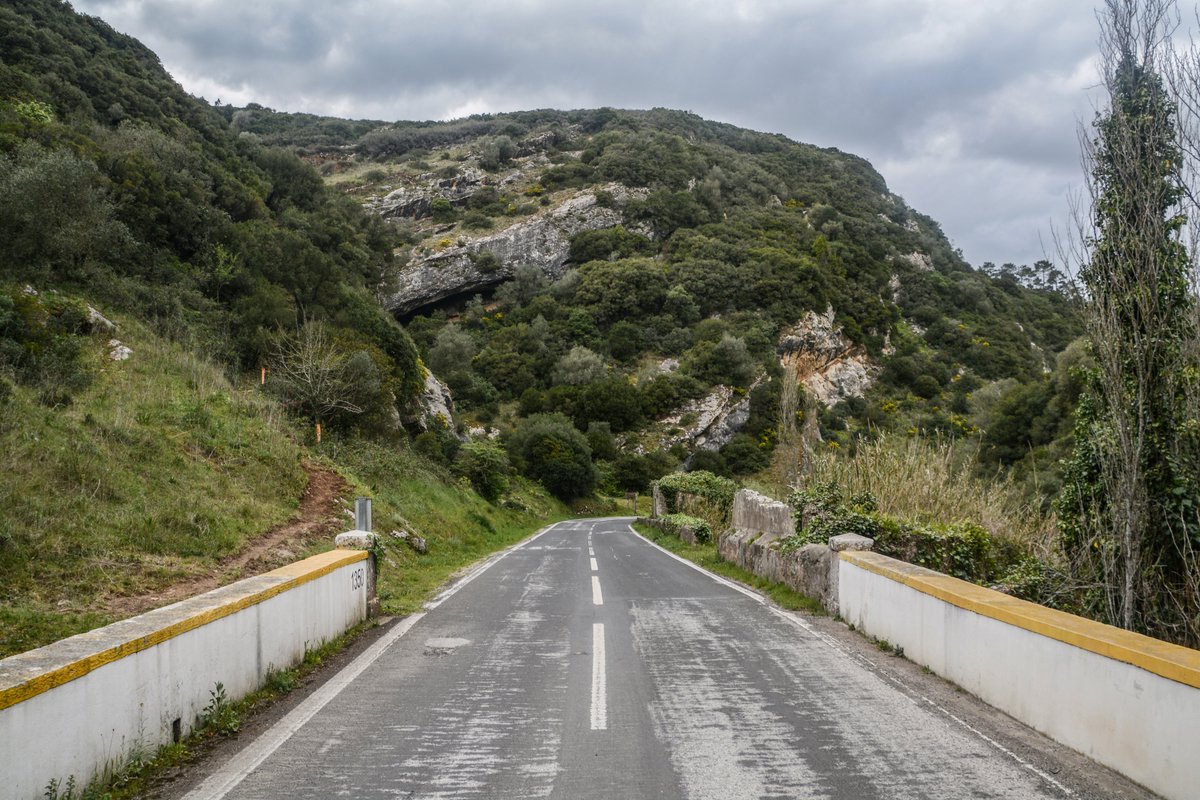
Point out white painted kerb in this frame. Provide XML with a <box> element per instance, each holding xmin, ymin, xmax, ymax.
<box><xmin>838</xmin><ymin>554</ymin><xmax>1200</xmax><ymax>800</ymax></box>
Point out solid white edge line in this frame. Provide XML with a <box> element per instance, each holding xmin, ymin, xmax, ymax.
<box><xmin>625</xmin><ymin>523</ymin><xmax>764</xmax><ymax>603</ymax></box>
<box><xmin>425</xmin><ymin>521</ymin><xmax>562</xmax><ymax>610</ymax></box>
<box><xmin>591</xmin><ymin>575</ymin><xmax>604</xmax><ymax>605</ymax></box>
<box><xmin>181</xmin><ymin>613</ymin><xmax>425</xmax><ymax>800</ymax></box>
<box><xmin>183</xmin><ymin>520</ymin><xmax>567</xmax><ymax>800</ymax></box>
<box><xmin>624</xmin><ymin>523</ymin><xmax>1074</xmax><ymax>797</ymax></box>
<box><xmin>591</xmin><ymin>622</ymin><xmax>607</xmax><ymax>730</ymax></box>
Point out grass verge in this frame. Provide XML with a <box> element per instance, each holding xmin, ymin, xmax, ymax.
<box><xmin>631</xmin><ymin>521</ymin><xmax>824</xmax><ymax>614</ymax></box>
<box><xmin>320</xmin><ymin>438</ymin><xmax>569</xmax><ymax>615</ymax></box>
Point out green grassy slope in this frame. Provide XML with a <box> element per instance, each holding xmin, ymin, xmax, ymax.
<box><xmin>0</xmin><ymin>308</ymin><xmax>565</xmax><ymax>657</ymax></box>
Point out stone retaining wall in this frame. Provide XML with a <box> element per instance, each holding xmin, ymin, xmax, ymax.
<box><xmin>715</xmin><ymin>489</ymin><xmax>873</xmax><ymax>611</ymax></box>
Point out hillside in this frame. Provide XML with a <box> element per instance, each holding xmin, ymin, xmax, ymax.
<box><xmin>229</xmin><ymin>104</ymin><xmax>1081</xmax><ymax>490</ymax></box>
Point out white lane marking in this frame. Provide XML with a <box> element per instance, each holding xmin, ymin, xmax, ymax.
<box><xmin>590</xmin><ymin>557</ymin><xmax>599</xmax><ymax>571</ymax></box>
<box><xmin>591</xmin><ymin>622</ymin><xmax>607</xmax><ymax>730</ymax></box>
<box><xmin>183</xmin><ymin>521</ymin><xmax>565</xmax><ymax>800</ymax></box>
<box><xmin>592</xmin><ymin>575</ymin><xmax>604</xmax><ymax>605</ymax></box>
<box><xmin>625</xmin><ymin>524</ymin><xmax>1074</xmax><ymax>797</ymax></box>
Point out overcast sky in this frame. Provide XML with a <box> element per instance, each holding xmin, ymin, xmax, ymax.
<box><xmin>72</xmin><ymin>0</ymin><xmax>1148</xmax><ymax>268</ymax></box>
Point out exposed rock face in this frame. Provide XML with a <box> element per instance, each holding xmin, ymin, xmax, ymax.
<box><xmin>384</xmin><ymin>184</ymin><xmax>646</xmax><ymax>315</ymax></box>
<box><xmin>778</xmin><ymin>309</ymin><xmax>876</xmax><ymax>406</ymax></box>
<box><xmin>412</xmin><ymin>370</ymin><xmax>461</xmax><ymax>436</ymax></box>
<box><xmin>636</xmin><ymin>376</ymin><xmax>761</xmax><ymax>461</ymax></box>
<box><xmin>899</xmin><ymin>251</ymin><xmax>934</xmax><ymax>272</ymax></box>
<box><xmin>653</xmin><ymin>384</ymin><xmax>737</xmax><ymax>451</ymax></box>
<box><xmin>693</xmin><ymin>394</ymin><xmax>751</xmax><ymax>454</ymax></box>
<box><xmin>366</xmin><ymin>168</ymin><xmax>490</xmax><ymax>220</ymax></box>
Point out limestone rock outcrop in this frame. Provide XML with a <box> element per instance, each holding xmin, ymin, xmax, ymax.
<box><xmin>638</xmin><ymin>377</ymin><xmax>761</xmax><ymax>460</ymax></box>
<box><xmin>366</xmin><ymin>168</ymin><xmax>490</xmax><ymax>220</ymax></box>
<box><xmin>410</xmin><ymin>369</ymin><xmax>462</xmax><ymax>437</ymax></box>
<box><xmin>384</xmin><ymin>184</ymin><xmax>646</xmax><ymax>315</ymax></box>
<box><xmin>778</xmin><ymin>309</ymin><xmax>876</xmax><ymax>406</ymax></box>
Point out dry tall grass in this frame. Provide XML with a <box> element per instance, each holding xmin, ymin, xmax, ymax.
<box><xmin>779</xmin><ymin>435</ymin><xmax>1058</xmax><ymax>554</ymax></box>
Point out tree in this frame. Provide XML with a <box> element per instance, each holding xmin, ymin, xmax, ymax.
<box><xmin>1058</xmin><ymin>0</ymin><xmax>1200</xmax><ymax>644</ymax></box>
<box><xmin>0</xmin><ymin>143</ymin><xmax>128</xmax><ymax>280</ymax></box>
<box><xmin>453</xmin><ymin>441</ymin><xmax>511</xmax><ymax>502</ymax></box>
<box><xmin>552</xmin><ymin>346</ymin><xmax>607</xmax><ymax>386</ymax></box>
<box><xmin>684</xmin><ymin>334</ymin><xmax>756</xmax><ymax>387</ymax></box>
<box><xmin>428</xmin><ymin>325</ymin><xmax>476</xmax><ymax>376</ymax></box>
<box><xmin>507</xmin><ymin>413</ymin><xmax>596</xmax><ymax>500</ymax></box>
<box><xmin>269</xmin><ymin>321</ymin><xmax>372</xmax><ymax>427</ymax></box>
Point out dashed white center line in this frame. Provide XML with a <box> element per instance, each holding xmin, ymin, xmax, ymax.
<box><xmin>590</xmin><ymin>557</ymin><xmax>598</xmax><ymax>571</ymax></box>
<box><xmin>591</xmin><ymin>622</ymin><xmax>607</xmax><ymax>730</ymax></box>
<box><xmin>592</xmin><ymin>575</ymin><xmax>604</xmax><ymax>605</ymax></box>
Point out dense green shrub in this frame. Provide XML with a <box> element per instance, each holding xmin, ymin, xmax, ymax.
<box><xmin>507</xmin><ymin>413</ymin><xmax>596</xmax><ymax>500</ymax></box>
<box><xmin>453</xmin><ymin>440</ymin><xmax>511</xmax><ymax>502</ymax></box>
<box><xmin>0</xmin><ymin>288</ymin><xmax>95</xmax><ymax>405</ymax></box>
<box><xmin>654</xmin><ymin>470</ymin><xmax>737</xmax><ymax>522</ymax></box>
<box><xmin>660</xmin><ymin>513</ymin><xmax>712</xmax><ymax>543</ymax></box>
<box><xmin>784</xmin><ymin>482</ymin><xmax>1023</xmax><ymax>583</ymax></box>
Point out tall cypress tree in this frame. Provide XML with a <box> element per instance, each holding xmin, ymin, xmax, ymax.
<box><xmin>1058</xmin><ymin>1</ymin><xmax>1199</xmax><ymax>643</ymax></box>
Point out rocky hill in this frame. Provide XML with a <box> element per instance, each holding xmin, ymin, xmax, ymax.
<box><xmin>230</xmin><ymin>104</ymin><xmax>1080</xmax><ymax>485</ymax></box>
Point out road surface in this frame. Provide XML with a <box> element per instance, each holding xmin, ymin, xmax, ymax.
<box><xmin>178</xmin><ymin>518</ymin><xmax>1156</xmax><ymax>799</ymax></box>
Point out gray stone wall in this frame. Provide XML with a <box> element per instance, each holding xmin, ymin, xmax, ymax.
<box><xmin>730</xmin><ymin>489</ymin><xmax>795</xmax><ymax>538</ymax></box>
<box><xmin>717</xmin><ymin>489</ymin><xmax>870</xmax><ymax>612</ymax></box>
<box><xmin>651</xmin><ymin>485</ymin><xmax>667</xmax><ymax>517</ymax></box>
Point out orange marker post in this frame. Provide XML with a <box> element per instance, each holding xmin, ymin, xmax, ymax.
<box><xmin>261</xmin><ymin>367</ymin><xmax>266</xmax><ymax>385</ymax></box>
<box><xmin>316</xmin><ymin>423</ymin><xmax>322</xmax><ymax>444</ymax></box>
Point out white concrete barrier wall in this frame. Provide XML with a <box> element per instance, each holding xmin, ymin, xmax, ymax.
<box><xmin>0</xmin><ymin>548</ymin><xmax>372</xmax><ymax>800</ymax></box>
<box><xmin>838</xmin><ymin>551</ymin><xmax>1200</xmax><ymax>800</ymax></box>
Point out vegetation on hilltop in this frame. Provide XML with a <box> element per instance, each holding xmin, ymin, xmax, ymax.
<box><xmin>0</xmin><ymin>0</ymin><xmax>424</xmax><ymax>424</ymax></box>
<box><xmin>19</xmin><ymin>0</ymin><xmax>1193</xmax><ymax>655</ymax></box>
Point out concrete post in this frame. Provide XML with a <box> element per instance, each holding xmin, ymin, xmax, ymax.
<box><xmin>335</xmin><ymin>528</ymin><xmax>380</xmax><ymax>618</ymax></box>
<box><xmin>827</xmin><ymin>533</ymin><xmax>875</xmax><ymax>615</ymax></box>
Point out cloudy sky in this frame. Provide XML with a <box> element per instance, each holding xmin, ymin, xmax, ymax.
<box><xmin>72</xmin><ymin>0</ymin><xmax>1140</xmax><ymax>268</ymax></box>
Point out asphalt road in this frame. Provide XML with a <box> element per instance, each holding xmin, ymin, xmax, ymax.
<box><xmin>179</xmin><ymin>518</ymin><xmax>1157</xmax><ymax>800</ymax></box>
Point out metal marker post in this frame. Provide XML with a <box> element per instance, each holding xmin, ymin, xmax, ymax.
<box><xmin>355</xmin><ymin>497</ymin><xmax>372</xmax><ymax>533</ymax></box>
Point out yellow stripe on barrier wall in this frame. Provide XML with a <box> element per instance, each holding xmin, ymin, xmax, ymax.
<box><xmin>0</xmin><ymin>549</ymin><xmax>369</xmax><ymax>712</ymax></box>
<box><xmin>840</xmin><ymin>550</ymin><xmax>1200</xmax><ymax>690</ymax></box>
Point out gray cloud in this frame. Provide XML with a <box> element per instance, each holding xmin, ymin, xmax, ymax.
<box><xmin>75</xmin><ymin>0</ymin><xmax>1134</xmax><ymax>266</ymax></box>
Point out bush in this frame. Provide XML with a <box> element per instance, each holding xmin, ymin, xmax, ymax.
<box><xmin>684</xmin><ymin>334</ymin><xmax>756</xmax><ymax>388</ymax></box>
<box><xmin>0</xmin><ymin>288</ymin><xmax>95</xmax><ymax>405</ymax></box>
<box><xmin>783</xmin><ymin>481</ymin><xmax>1020</xmax><ymax>583</ymax></box>
<box><xmin>654</xmin><ymin>470</ymin><xmax>736</xmax><ymax>523</ymax></box>
<box><xmin>552</xmin><ymin>346</ymin><xmax>606</xmax><ymax>386</ymax></box>
<box><xmin>430</xmin><ymin>197</ymin><xmax>455</xmax><ymax>222</ymax></box>
<box><xmin>507</xmin><ymin>413</ymin><xmax>596</xmax><ymax>500</ymax></box>
<box><xmin>660</xmin><ymin>513</ymin><xmax>712</xmax><ymax>543</ymax></box>
<box><xmin>462</xmin><ymin>210</ymin><xmax>494</xmax><ymax>231</ymax></box>
<box><xmin>453</xmin><ymin>440</ymin><xmax>510</xmax><ymax>502</ymax></box>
